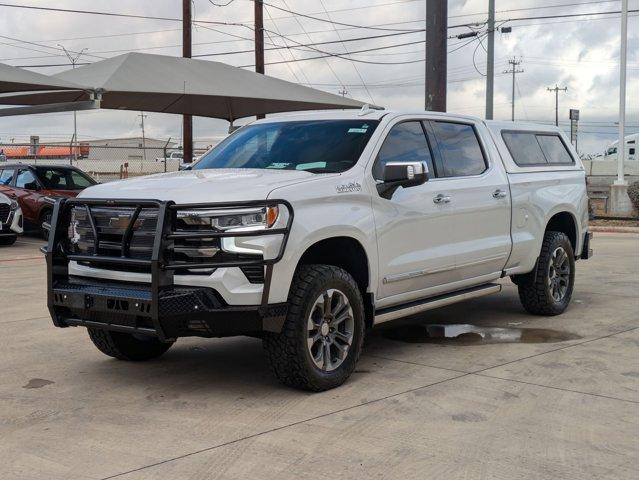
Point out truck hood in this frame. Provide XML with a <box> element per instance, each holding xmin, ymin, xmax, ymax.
<box><xmin>80</xmin><ymin>168</ymin><xmax>335</xmax><ymax>203</ymax></box>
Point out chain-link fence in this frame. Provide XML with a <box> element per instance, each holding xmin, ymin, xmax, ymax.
<box><xmin>0</xmin><ymin>143</ymin><xmax>188</xmax><ymax>182</ymax></box>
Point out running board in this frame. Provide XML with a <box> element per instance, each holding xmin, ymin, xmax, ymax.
<box><xmin>374</xmin><ymin>283</ymin><xmax>502</xmax><ymax>325</ymax></box>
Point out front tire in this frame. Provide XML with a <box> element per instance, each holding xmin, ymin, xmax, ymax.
<box><xmin>263</xmin><ymin>265</ymin><xmax>365</xmax><ymax>391</ymax></box>
<box><xmin>87</xmin><ymin>328</ymin><xmax>174</xmax><ymax>361</ymax></box>
<box><xmin>517</xmin><ymin>231</ymin><xmax>575</xmax><ymax>316</ymax></box>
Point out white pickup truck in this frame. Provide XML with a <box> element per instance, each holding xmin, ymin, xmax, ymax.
<box><xmin>45</xmin><ymin>109</ymin><xmax>591</xmax><ymax>391</ymax></box>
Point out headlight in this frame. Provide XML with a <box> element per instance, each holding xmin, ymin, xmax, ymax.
<box><xmin>177</xmin><ymin>206</ymin><xmax>279</xmax><ymax>232</ymax></box>
<box><xmin>9</xmin><ymin>200</ymin><xmax>18</xmax><ymax>211</ymax></box>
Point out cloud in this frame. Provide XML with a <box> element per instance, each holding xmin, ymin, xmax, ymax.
<box><xmin>0</xmin><ymin>0</ymin><xmax>635</xmax><ymax>153</ymax></box>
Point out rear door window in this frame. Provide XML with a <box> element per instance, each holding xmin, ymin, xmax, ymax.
<box><xmin>536</xmin><ymin>135</ymin><xmax>574</xmax><ymax>164</ymax></box>
<box><xmin>70</xmin><ymin>171</ymin><xmax>94</xmax><ymax>189</ymax></box>
<box><xmin>374</xmin><ymin>121</ymin><xmax>435</xmax><ymax>179</ymax></box>
<box><xmin>430</xmin><ymin>122</ymin><xmax>486</xmax><ymax>177</ymax></box>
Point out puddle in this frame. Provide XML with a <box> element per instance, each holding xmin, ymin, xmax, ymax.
<box><xmin>22</xmin><ymin>378</ymin><xmax>55</xmax><ymax>389</ymax></box>
<box><xmin>382</xmin><ymin>324</ymin><xmax>581</xmax><ymax>345</ymax></box>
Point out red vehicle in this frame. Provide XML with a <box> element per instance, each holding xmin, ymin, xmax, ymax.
<box><xmin>0</xmin><ymin>164</ymin><xmax>97</xmax><ymax>238</ymax></box>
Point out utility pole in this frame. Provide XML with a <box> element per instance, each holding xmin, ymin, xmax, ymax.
<box><xmin>611</xmin><ymin>0</ymin><xmax>633</xmax><ymax>215</ymax></box>
<box><xmin>255</xmin><ymin>0</ymin><xmax>265</xmax><ymax>119</ymax></box>
<box><xmin>182</xmin><ymin>0</ymin><xmax>193</xmax><ymax>164</ymax></box>
<box><xmin>425</xmin><ymin>0</ymin><xmax>447</xmax><ymax>112</ymax></box>
<box><xmin>138</xmin><ymin>112</ymin><xmax>148</xmax><ymax>161</ymax></box>
<box><xmin>485</xmin><ymin>0</ymin><xmax>495</xmax><ymax>120</ymax></box>
<box><xmin>547</xmin><ymin>85</ymin><xmax>568</xmax><ymax>127</ymax></box>
<box><xmin>58</xmin><ymin>44</ymin><xmax>87</xmax><ymax>163</ymax></box>
<box><xmin>504</xmin><ymin>58</ymin><xmax>523</xmax><ymax>121</ymax></box>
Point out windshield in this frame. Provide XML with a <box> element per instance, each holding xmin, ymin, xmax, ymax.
<box><xmin>193</xmin><ymin>120</ymin><xmax>379</xmax><ymax>174</ymax></box>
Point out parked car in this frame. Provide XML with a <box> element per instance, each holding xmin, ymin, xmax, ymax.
<box><xmin>44</xmin><ymin>110</ymin><xmax>591</xmax><ymax>391</ymax></box>
<box><xmin>155</xmin><ymin>151</ymin><xmax>183</xmax><ymax>162</ymax></box>
<box><xmin>0</xmin><ymin>164</ymin><xmax>97</xmax><ymax>238</ymax></box>
<box><xmin>0</xmin><ymin>191</ymin><xmax>23</xmax><ymax>245</ymax></box>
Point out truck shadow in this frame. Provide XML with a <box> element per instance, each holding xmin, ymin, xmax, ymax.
<box><xmin>75</xmin><ymin>288</ymin><xmax>584</xmax><ymax>392</ymax></box>
<box><xmin>370</xmin><ymin>287</ymin><xmax>582</xmax><ymax>346</ymax></box>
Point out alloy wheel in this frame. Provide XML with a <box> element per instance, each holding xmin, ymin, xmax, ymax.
<box><xmin>307</xmin><ymin>288</ymin><xmax>355</xmax><ymax>372</ymax></box>
<box><xmin>547</xmin><ymin>246</ymin><xmax>571</xmax><ymax>302</ymax></box>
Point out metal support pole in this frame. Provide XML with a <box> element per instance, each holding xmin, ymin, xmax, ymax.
<box><xmin>58</xmin><ymin>44</ymin><xmax>86</xmax><ymax>163</ymax></box>
<box><xmin>511</xmin><ymin>66</ymin><xmax>516</xmax><ymax>121</ymax></box>
<box><xmin>504</xmin><ymin>58</ymin><xmax>523</xmax><ymax>121</ymax></box>
<box><xmin>182</xmin><ymin>0</ymin><xmax>193</xmax><ymax>164</ymax></box>
<box><xmin>485</xmin><ymin>0</ymin><xmax>495</xmax><ymax>120</ymax></box>
<box><xmin>546</xmin><ymin>85</ymin><xmax>567</xmax><ymax>127</ymax></box>
<box><xmin>617</xmin><ymin>0</ymin><xmax>628</xmax><ymax>185</ymax></box>
<box><xmin>255</xmin><ymin>0</ymin><xmax>265</xmax><ymax>119</ymax></box>
<box><xmin>425</xmin><ymin>0</ymin><xmax>447</xmax><ymax>112</ymax></box>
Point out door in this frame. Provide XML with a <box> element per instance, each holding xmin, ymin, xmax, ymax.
<box><xmin>13</xmin><ymin>168</ymin><xmax>42</xmax><ymax>222</ymax></box>
<box><xmin>372</xmin><ymin>120</ymin><xmax>459</xmax><ymax>304</ymax></box>
<box><xmin>427</xmin><ymin>120</ymin><xmax>511</xmax><ymax>282</ymax></box>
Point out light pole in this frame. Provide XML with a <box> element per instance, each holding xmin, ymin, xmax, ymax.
<box><xmin>611</xmin><ymin>0</ymin><xmax>634</xmax><ymax>215</ymax></box>
<box><xmin>485</xmin><ymin>0</ymin><xmax>495</xmax><ymax>120</ymax></box>
<box><xmin>58</xmin><ymin>45</ymin><xmax>87</xmax><ymax>163</ymax></box>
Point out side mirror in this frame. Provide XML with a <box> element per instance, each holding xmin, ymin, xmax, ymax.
<box><xmin>377</xmin><ymin>161</ymin><xmax>428</xmax><ymax>199</ymax></box>
<box><xmin>24</xmin><ymin>181</ymin><xmax>40</xmax><ymax>191</ymax></box>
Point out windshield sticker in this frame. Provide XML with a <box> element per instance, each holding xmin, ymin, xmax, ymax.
<box><xmin>296</xmin><ymin>162</ymin><xmax>327</xmax><ymax>170</ymax></box>
<box><xmin>348</xmin><ymin>124</ymin><xmax>370</xmax><ymax>134</ymax></box>
<box><xmin>266</xmin><ymin>163</ymin><xmax>291</xmax><ymax>169</ymax></box>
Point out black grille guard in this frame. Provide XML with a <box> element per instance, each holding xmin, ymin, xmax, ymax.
<box><xmin>45</xmin><ymin>198</ymin><xmax>294</xmax><ymax>341</ymax></box>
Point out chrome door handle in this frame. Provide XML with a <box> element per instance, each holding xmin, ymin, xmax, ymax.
<box><xmin>492</xmin><ymin>189</ymin><xmax>508</xmax><ymax>199</ymax></box>
<box><xmin>433</xmin><ymin>194</ymin><xmax>451</xmax><ymax>204</ymax></box>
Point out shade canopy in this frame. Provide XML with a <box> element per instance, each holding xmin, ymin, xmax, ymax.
<box><xmin>0</xmin><ymin>53</ymin><xmax>371</xmax><ymax>120</ymax></box>
<box><xmin>0</xmin><ymin>62</ymin><xmax>84</xmax><ymax>94</ymax></box>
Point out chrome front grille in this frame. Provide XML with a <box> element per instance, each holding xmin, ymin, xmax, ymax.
<box><xmin>68</xmin><ymin>206</ymin><xmax>158</xmax><ymax>260</ymax></box>
<box><xmin>0</xmin><ymin>204</ymin><xmax>10</xmax><ymax>224</ymax></box>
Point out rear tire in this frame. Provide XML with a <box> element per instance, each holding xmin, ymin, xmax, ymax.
<box><xmin>0</xmin><ymin>235</ymin><xmax>17</xmax><ymax>246</ymax></box>
<box><xmin>517</xmin><ymin>231</ymin><xmax>575</xmax><ymax>316</ymax></box>
<box><xmin>263</xmin><ymin>265</ymin><xmax>365</xmax><ymax>391</ymax></box>
<box><xmin>87</xmin><ymin>328</ymin><xmax>174</xmax><ymax>361</ymax></box>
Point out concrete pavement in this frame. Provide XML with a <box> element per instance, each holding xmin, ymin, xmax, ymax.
<box><xmin>0</xmin><ymin>233</ymin><xmax>637</xmax><ymax>479</ymax></box>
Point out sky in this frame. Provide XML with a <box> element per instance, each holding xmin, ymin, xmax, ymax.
<box><xmin>0</xmin><ymin>0</ymin><xmax>636</xmax><ymax>155</ymax></box>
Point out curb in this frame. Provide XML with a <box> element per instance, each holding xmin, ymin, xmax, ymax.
<box><xmin>590</xmin><ymin>226</ymin><xmax>639</xmax><ymax>234</ymax></box>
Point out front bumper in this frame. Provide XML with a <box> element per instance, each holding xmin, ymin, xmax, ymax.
<box><xmin>50</xmin><ymin>277</ymin><xmax>287</xmax><ymax>340</ymax></box>
<box><xmin>46</xmin><ymin>198</ymin><xmax>293</xmax><ymax>342</ymax></box>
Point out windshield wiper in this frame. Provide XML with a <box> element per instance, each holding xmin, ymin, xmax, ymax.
<box><xmin>303</xmin><ymin>168</ymin><xmax>341</xmax><ymax>174</ymax></box>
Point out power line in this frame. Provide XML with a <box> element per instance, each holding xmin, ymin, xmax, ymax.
<box><xmin>256</xmin><ymin>0</ymin><xmax>421</xmax><ymax>33</ymax></box>
<box><xmin>274</xmin><ymin>0</ymin><xmax>343</xmax><ymax>90</ymax></box>
<box><xmin>316</xmin><ymin>0</ymin><xmax>375</xmax><ymax>104</ymax></box>
<box><xmin>262</xmin><ymin>4</ymin><xmax>307</xmax><ymax>85</ymax></box>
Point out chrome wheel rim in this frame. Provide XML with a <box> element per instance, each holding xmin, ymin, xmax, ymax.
<box><xmin>547</xmin><ymin>247</ymin><xmax>570</xmax><ymax>302</ymax></box>
<box><xmin>307</xmin><ymin>289</ymin><xmax>354</xmax><ymax>372</ymax></box>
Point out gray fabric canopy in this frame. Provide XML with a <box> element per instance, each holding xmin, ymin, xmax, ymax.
<box><xmin>0</xmin><ymin>53</ymin><xmax>371</xmax><ymax>119</ymax></box>
<box><xmin>0</xmin><ymin>62</ymin><xmax>84</xmax><ymax>94</ymax></box>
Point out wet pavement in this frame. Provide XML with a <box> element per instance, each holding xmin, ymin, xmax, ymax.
<box><xmin>0</xmin><ymin>233</ymin><xmax>638</xmax><ymax>479</ymax></box>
